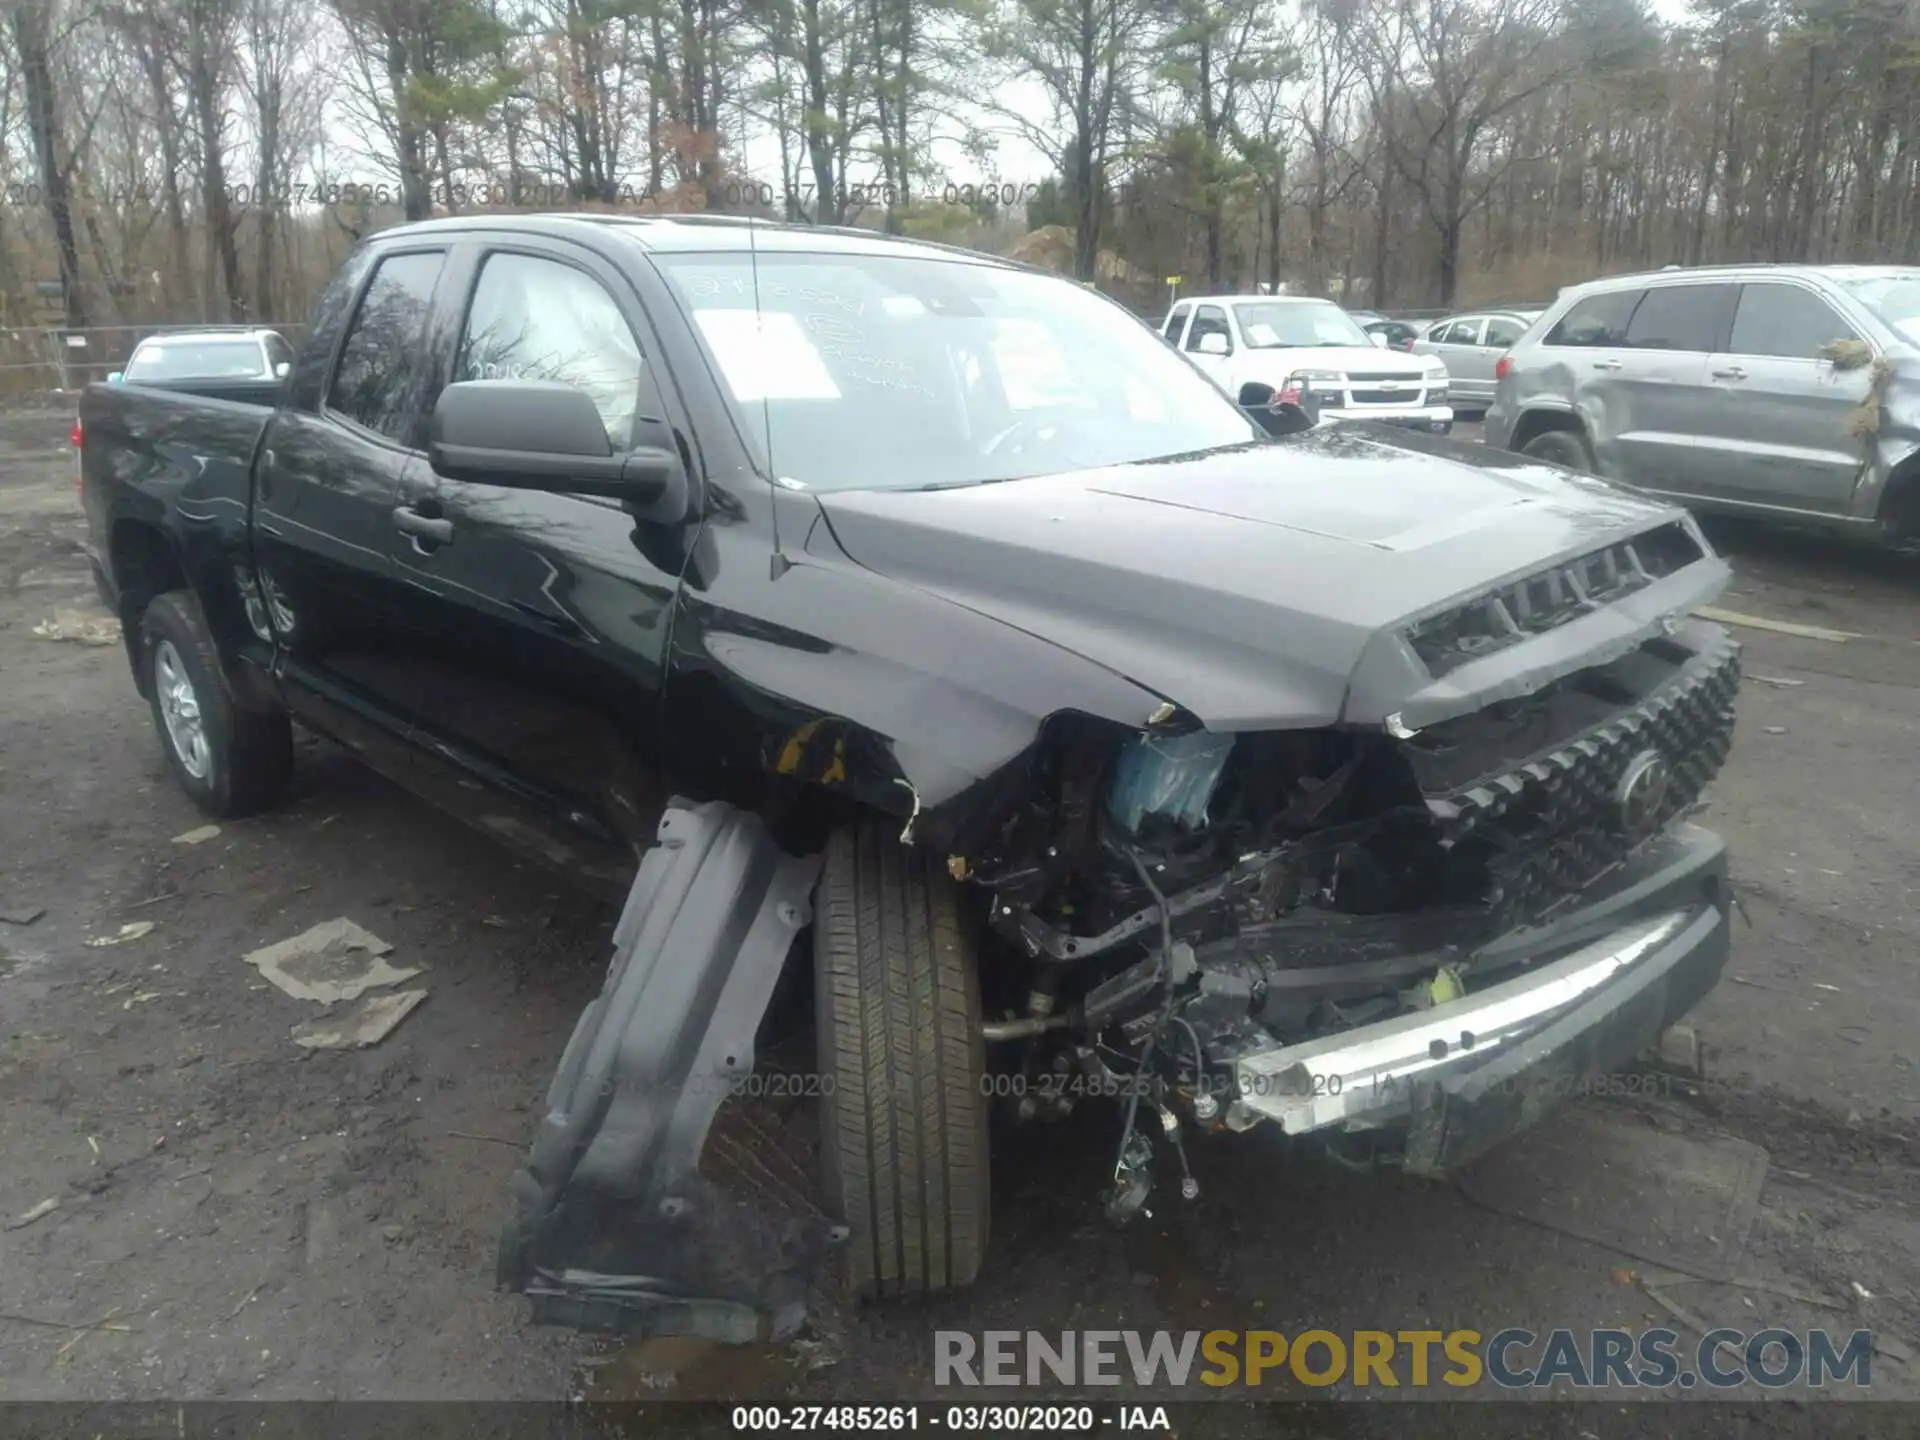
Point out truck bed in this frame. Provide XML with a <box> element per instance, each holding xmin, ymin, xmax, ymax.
<box><xmin>78</xmin><ymin>380</ymin><xmax>274</xmax><ymax>645</ymax></box>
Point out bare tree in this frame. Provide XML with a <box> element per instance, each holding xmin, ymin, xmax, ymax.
<box><xmin>980</xmin><ymin>0</ymin><xmax>1157</xmax><ymax>279</ymax></box>
<box><xmin>12</xmin><ymin>1</ymin><xmax>89</xmax><ymax>325</ymax></box>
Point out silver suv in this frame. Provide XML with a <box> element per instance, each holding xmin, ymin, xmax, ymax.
<box><xmin>1486</xmin><ymin>265</ymin><xmax>1920</xmax><ymax>540</ymax></box>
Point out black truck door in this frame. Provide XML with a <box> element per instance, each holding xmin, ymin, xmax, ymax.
<box><xmin>252</xmin><ymin>245</ymin><xmax>451</xmax><ymax>765</ymax></box>
<box><xmin>383</xmin><ymin>238</ymin><xmax>699</xmax><ymax>895</ymax></box>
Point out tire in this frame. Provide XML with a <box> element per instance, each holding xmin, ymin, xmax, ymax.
<box><xmin>140</xmin><ymin>590</ymin><xmax>293</xmax><ymax>818</ymax></box>
<box><xmin>1521</xmin><ymin>427</ymin><xmax>1594</xmax><ymax>472</ymax></box>
<box><xmin>814</xmin><ymin>822</ymin><xmax>990</xmax><ymax>1298</ymax></box>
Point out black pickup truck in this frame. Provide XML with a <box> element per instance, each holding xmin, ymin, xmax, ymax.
<box><xmin>80</xmin><ymin>214</ymin><xmax>1742</xmax><ymax>1344</ymax></box>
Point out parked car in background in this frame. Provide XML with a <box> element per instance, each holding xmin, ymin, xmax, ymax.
<box><xmin>1362</xmin><ymin>318</ymin><xmax>1423</xmax><ymax>351</ymax></box>
<box><xmin>1161</xmin><ymin>294</ymin><xmax>1452</xmax><ymax>432</ymax></box>
<box><xmin>1413</xmin><ymin>309</ymin><xmax>1541</xmax><ymax>413</ymax></box>
<box><xmin>1486</xmin><ymin>264</ymin><xmax>1920</xmax><ymax>542</ymax></box>
<box><xmin>70</xmin><ymin>329</ymin><xmax>298</xmax><ymax>472</ymax></box>
<box><xmin>114</xmin><ymin>329</ymin><xmax>296</xmax><ymax>404</ymax></box>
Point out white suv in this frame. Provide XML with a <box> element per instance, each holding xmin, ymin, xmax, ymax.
<box><xmin>1161</xmin><ymin>295</ymin><xmax>1453</xmax><ymax>433</ymax></box>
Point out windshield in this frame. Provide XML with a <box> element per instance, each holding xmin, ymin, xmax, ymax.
<box><xmin>1232</xmin><ymin>301</ymin><xmax>1372</xmax><ymax>349</ymax></box>
<box><xmin>1834</xmin><ymin>273</ymin><xmax>1920</xmax><ymax>344</ymax></box>
<box><xmin>125</xmin><ymin>339</ymin><xmax>266</xmax><ymax>381</ymax></box>
<box><xmin>654</xmin><ymin>251</ymin><xmax>1258</xmax><ymax>492</ymax></box>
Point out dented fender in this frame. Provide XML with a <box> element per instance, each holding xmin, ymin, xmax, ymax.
<box><xmin>498</xmin><ymin>800</ymin><xmax>832</xmax><ymax>1342</ymax></box>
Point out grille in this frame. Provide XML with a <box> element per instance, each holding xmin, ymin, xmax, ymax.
<box><xmin>1350</xmin><ymin>386</ymin><xmax>1425</xmax><ymax>405</ymax></box>
<box><xmin>1406</xmin><ymin>521</ymin><xmax>1707</xmax><ymax>677</ymax></box>
<box><xmin>1424</xmin><ymin>630</ymin><xmax>1741</xmax><ymax>925</ymax></box>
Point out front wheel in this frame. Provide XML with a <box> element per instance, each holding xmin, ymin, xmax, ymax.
<box><xmin>141</xmin><ymin>591</ymin><xmax>293</xmax><ymax>817</ymax></box>
<box><xmin>1521</xmin><ymin>428</ymin><xmax>1595</xmax><ymax>473</ymax></box>
<box><xmin>814</xmin><ymin>822</ymin><xmax>990</xmax><ymax>1298</ymax></box>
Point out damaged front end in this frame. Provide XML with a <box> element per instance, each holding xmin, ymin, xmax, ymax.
<box><xmin>501</xmin><ymin>513</ymin><xmax>1743</xmax><ymax>1334</ymax></box>
<box><xmin>956</xmin><ymin>537</ymin><xmax>1741</xmax><ymax>1213</ymax></box>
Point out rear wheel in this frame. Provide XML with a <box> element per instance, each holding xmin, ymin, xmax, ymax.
<box><xmin>141</xmin><ymin>590</ymin><xmax>293</xmax><ymax>817</ymax></box>
<box><xmin>1521</xmin><ymin>427</ymin><xmax>1594</xmax><ymax>473</ymax></box>
<box><xmin>814</xmin><ymin>822</ymin><xmax>990</xmax><ymax>1298</ymax></box>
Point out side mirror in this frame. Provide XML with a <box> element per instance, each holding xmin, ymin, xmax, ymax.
<box><xmin>428</xmin><ymin>380</ymin><xmax>688</xmax><ymax>522</ymax></box>
<box><xmin>1195</xmin><ymin>332</ymin><xmax>1230</xmax><ymax>357</ymax></box>
<box><xmin>1369</xmin><ymin>331</ymin><xmax>1389</xmax><ymax>348</ymax></box>
<box><xmin>107</xmin><ymin>371</ymin><xmax>124</xmax><ymax>385</ymax></box>
<box><xmin>1237</xmin><ymin>379</ymin><xmax>1319</xmax><ymax>436</ymax></box>
<box><xmin>274</xmin><ymin>361</ymin><xmax>291</xmax><ymax>379</ymax></box>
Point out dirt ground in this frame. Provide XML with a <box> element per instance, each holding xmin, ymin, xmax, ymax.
<box><xmin>4</xmin><ymin>404</ymin><xmax>1920</xmax><ymax>1420</ymax></box>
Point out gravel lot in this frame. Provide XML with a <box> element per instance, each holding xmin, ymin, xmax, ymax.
<box><xmin>3</xmin><ymin>406</ymin><xmax>1918</xmax><ymax>1426</ymax></box>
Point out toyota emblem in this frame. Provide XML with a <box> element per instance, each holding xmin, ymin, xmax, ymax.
<box><xmin>1614</xmin><ymin>748</ymin><xmax>1672</xmax><ymax>839</ymax></box>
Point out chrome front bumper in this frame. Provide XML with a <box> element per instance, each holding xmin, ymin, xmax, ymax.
<box><xmin>1319</xmin><ymin>403</ymin><xmax>1453</xmax><ymax>428</ymax></box>
<box><xmin>1227</xmin><ymin>827</ymin><xmax>1731</xmax><ymax>1174</ymax></box>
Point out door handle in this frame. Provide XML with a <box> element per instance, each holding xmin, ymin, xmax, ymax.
<box><xmin>1592</xmin><ymin>359</ymin><xmax>1624</xmax><ymax>371</ymax></box>
<box><xmin>1711</xmin><ymin>365</ymin><xmax>1747</xmax><ymax>380</ymax></box>
<box><xmin>392</xmin><ymin>505</ymin><xmax>454</xmax><ymax>547</ymax></box>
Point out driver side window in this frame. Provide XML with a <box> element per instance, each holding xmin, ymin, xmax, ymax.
<box><xmin>1186</xmin><ymin>305</ymin><xmax>1231</xmax><ymax>353</ymax></box>
<box><xmin>457</xmin><ymin>252</ymin><xmax>650</xmax><ymax>450</ymax></box>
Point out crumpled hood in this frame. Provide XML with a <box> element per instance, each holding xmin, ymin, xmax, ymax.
<box><xmin>812</xmin><ymin>425</ymin><xmax>1729</xmax><ymax>732</ymax></box>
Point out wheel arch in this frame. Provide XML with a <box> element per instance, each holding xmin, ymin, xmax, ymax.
<box><xmin>108</xmin><ymin>518</ymin><xmax>186</xmax><ymax>697</ymax></box>
<box><xmin>1876</xmin><ymin>446</ymin><xmax>1920</xmax><ymax>539</ymax></box>
<box><xmin>1510</xmin><ymin>405</ymin><xmax>1593</xmax><ymax>455</ymax></box>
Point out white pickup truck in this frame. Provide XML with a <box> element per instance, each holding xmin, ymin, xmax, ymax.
<box><xmin>1162</xmin><ymin>294</ymin><xmax>1454</xmax><ymax>433</ymax></box>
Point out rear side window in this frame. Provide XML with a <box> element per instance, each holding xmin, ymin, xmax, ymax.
<box><xmin>1542</xmin><ymin>290</ymin><xmax>1641</xmax><ymax>347</ymax></box>
<box><xmin>1624</xmin><ymin>283</ymin><xmax>1735</xmax><ymax>352</ymax></box>
<box><xmin>1162</xmin><ymin>303</ymin><xmax>1192</xmax><ymax>340</ymax></box>
<box><xmin>1727</xmin><ymin>284</ymin><xmax>1861</xmax><ymax>359</ymax></box>
<box><xmin>1484</xmin><ymin>316</ymin><xmax>1526</xmax><ymax>347</ymax></box>
<box><xmin>1186</xmin><ymin>305</ymin><xmax>1231</xmax><ymax>352</ymax></box>
<box><xmin>329</xmin><ymin>250</ymin><xmax>446</xmax><ymax>441</ymax></box>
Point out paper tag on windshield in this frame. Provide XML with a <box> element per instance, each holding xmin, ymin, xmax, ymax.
<box><xmin>694</xmin><ymin>310</ymin><xmax>841</xmax><ymax>402</ymax></box>
<box><xmin>1244</xmin><ymin>322</ymin><xmax>1279</xmax><ymax>346</ymax></box>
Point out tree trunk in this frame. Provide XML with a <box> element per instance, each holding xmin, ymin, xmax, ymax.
<box><xmin>13</xmin><ymin>3</ymin><xmax>89</xmax><ymax>328</ymax></box>
<box><xmin>1266</xmin><ymin>161</ymin><xmax>1283</xmax><ymax>295</ymax></box>
<box><xmin>386</xmin><ymin>25</ymin><xmax>433</xmax><ymax>221</ymax></box>
<box><xmin>253</xmin><ymin>65</ymin><xmax>281</xmax><ymax>318</ymax></box>
<box><xmin>186</xmin><ymin>0</ymin><xmax>245</xmax><ymax>319</ymax></box>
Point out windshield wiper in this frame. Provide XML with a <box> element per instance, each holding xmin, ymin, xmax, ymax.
<box><xmin>915</xmin><ymin>475</ymin><xmax>1024</xmax><ymax>492</ymax></box>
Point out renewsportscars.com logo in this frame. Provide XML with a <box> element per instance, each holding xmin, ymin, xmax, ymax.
<box><xmin>934</xmin><ymin>1327</ymin><xmax>1876</xmax><ymax>1391</ymax></box>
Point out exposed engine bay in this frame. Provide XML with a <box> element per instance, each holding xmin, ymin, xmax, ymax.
<box><xmin>953</xmin><ymin>609</ymin><xmax>1741</xmax><ymax>1219</ymax></box>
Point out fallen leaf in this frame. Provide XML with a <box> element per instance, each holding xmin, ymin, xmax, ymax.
<box><xmin>31</xmin><ymin>611</ymin><xmax>119</xmax><ymax>646</ymax></box>
<box><xmin>171</xmin><ymin>825</ymin><xmax>222</xmax><ymax>845</ymax></box>
<box><xmin>4</xmin><ymin>1198</ymin><xmax>60</xmax><ymax>1231</ymax></box>
<box><xmin>85</xmin><ymin>921</ymin><xmax>156</xmax><ymax>948</ymax></box>
<box><xmin>1611</xmin><ymin>1267</ymin><xmax>1638</xmax><ymax>1287</ymax></box>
